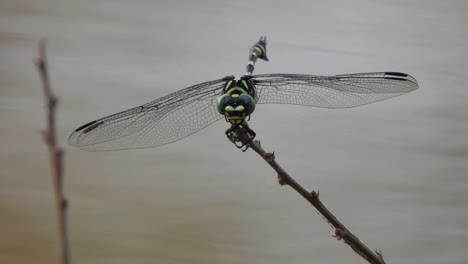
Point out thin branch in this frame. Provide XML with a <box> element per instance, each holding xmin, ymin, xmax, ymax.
<box><xmin>248</xmin><ymin>140</ymin><xmax>386</xmax><ymax>264</ymax></box>
<box><xmin>35</xmin><ymin>40</ymin><xmax>71</xmax><ymax>264</ymax></box>
<box><xmin>226</xmin><ymin>124</ymin><xmax>385</xmax><ymax>263</ymax></box>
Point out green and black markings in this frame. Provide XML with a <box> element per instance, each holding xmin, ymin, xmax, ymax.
<box><xmin>217</xmin><ymin>36</ymin><xmax>269</xmax><ymax>125</ymax></box>
<box><xmin>68</xmin><ymin>36</ymin><xmax>418</xmax><ymax>151</ymax></box>
<box><xmin>245</xmin><ymin>36</ymin><xmax>269</xmax><ymax>76</ymax></box>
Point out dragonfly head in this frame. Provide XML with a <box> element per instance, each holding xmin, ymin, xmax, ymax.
<box><xmin>217</xmin><ymin>93</ymin><xmax>255</xmax><ymax>125</ymax></box>
<box><xmin>218</xmin><ymin>76</ymin><xmax>257</xmax><ymax>125</ymax></box>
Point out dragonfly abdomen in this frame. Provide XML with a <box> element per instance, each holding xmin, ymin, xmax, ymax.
<box><xmin>245</xmin><ymin>36</ymin><xmax>268</xmax><ymax>76</ymax></box>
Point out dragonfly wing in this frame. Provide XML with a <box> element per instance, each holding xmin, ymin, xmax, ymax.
<box><xmin>69</xmin><ymin>79</ymin><xmax>226</xmax><ymax>151</ymax></box>
<box><xmin>253</xmin><ymin>72</ymin><xmax>418</xmax><ymax>108</ymax></box>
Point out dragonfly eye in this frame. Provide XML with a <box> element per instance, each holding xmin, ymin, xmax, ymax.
<box><xmin>217</xmin><ymin>94</ymin><xmax>232</xmax><ymax>114</ymax></box>
<box><xmin>238</xmin><ymin>94</ymin><xmax>256</xmax><ymax>114</ymax></box>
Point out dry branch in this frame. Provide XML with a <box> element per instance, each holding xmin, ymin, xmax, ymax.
<box><xmin>226</xmin><ymin>124</ymin><xmax>386</xmax><ymax>264</ymax></box>
<box><xmin>35</xmin><ymin>40</ymin><xmax>71</xmax><ymax>264</ymax></box>
<box><xmin>248</xmin><ymin>140</ymin><xmax>386</xmax><ymax>264</ymax></box>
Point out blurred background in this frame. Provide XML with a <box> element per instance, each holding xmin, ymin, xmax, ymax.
<box><xmin>1</xmin><ymin>0</ymin><xmax>467</xmax><ymax>263</ymax></box>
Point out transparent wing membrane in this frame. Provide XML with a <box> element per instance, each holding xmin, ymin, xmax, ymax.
<box><xmin>68</xmin><ymin>79</ymin><xmax>226</xmax><ymax>151</ymax></box>
<box><xmin>69</xmin><ymin>36</ymin><xmax>418</xmax><ymax>151</ymax></box>
<box><xmin>254</xmin><ymin>72</ymin><xmax>418</xmax><ymax>108</ymax></box>
<box><xmin>69</xmin><ymin>72</ymin><xmax>418</xmax><ymax>151</ymax></box>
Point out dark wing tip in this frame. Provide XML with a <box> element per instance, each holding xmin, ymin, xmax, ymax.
<box><xmin>384</xmin><ymin>72</ymin><xmax>409</xmax><ymax>77</ymax></box>
<box><xmin>75</xmin><ymin>120</ymin><xmax>104</xmax><ymax>134</ymax></box>
<box><xmin>68</xmin><ymin>120</ymin><xmax>105</xmax><ymax>146</ymax></box>
<box><xmin>383</xmin><ymin>72</ymin><xmax>419</xmax><ymax>89</ymax></box>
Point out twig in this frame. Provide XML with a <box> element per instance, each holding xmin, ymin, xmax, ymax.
<box><xmin>35</xmin><ymin>40</ymin><xmax>71</xmax><ymax>264</ymax></box>
<box><xmin>248</xmin><ymin>140</ymin><xmax>386</xmax><ymax>264</ymax></box>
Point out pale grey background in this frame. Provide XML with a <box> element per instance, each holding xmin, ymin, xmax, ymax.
<box><xmin>1</xmin><ymin>0</ymin><xmax>467</xmax><ymax>263</ymax></box>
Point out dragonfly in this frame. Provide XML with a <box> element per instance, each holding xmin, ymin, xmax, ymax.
<box><xmin>69</xmin><ymin>36</ymin><xmax>418</xmax><ymax>151</ymax></box>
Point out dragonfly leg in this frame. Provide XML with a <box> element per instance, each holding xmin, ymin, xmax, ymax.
<box><xmin>225</xmin><ymin>122</ymin><xmax>256</xmax><ymax>152</ymax></box>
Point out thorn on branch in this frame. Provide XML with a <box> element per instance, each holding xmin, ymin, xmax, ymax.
<box><xmin>62</xmin><ymin>198</ymin><xmax>69</xmax><ymax>210</ymax></box>
<box><xmin>266</xmin><ymin>151</ymin><xmax>275</xmax><ymax>162</ymax></box>
<box><xmin>310</xmin><ymin>189</ymin><xmax>319</xmax><ymax>198</ymax></box>
<box><xmin>375</xmin><ymin>249</ymin><xmax>384</xmax><ymax>260</ymax></box>
<box><xmin>35</xmin><ymin>58</ymin><xmax>45</xmax><ymax>69</ymax></box>
<box><xmin>50</xmin><ymin>95</ymin><xmax>58</xmax><ymax>107</ymax></box>
<box><xmin>277</xmin><ymin>174</ymin><xmax>286</xmax><ymax>185</ymax></box>
<box><xmin>334</xmin><ymin>228</ymin><xmax>345</xmax><ymax>240</ymax></box>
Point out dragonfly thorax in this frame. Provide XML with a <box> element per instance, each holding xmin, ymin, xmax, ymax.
<box><xmin>217</xmin><ymin>76</ymin><xmax>257</xmax><ymax>125</ymax></box>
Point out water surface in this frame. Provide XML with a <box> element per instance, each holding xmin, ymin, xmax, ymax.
<box><xmin>1</xmin><ymin>0</ymin><xmax>467</xmax><ymax>263</ymax></box>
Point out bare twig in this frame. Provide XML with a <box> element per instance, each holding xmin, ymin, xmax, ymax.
<box><xmin>248</xmin><ymin>140</ymin><xmax>386</xmax><ymax>264</ymax></box>
<box><xmin>35</xmin><ymin>40</ymin><xmax>71</xmax><ymax>264</ymax></box>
